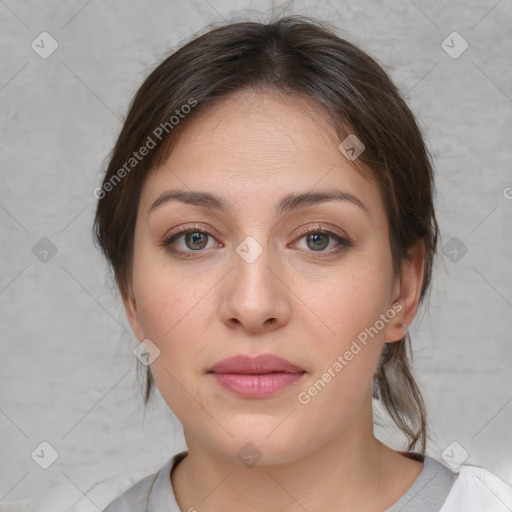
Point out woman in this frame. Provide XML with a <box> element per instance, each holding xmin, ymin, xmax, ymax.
<box><xmin>93</xmin><ymin>15</ymin><xmax>512</xmax><ymax>512</ymax></box>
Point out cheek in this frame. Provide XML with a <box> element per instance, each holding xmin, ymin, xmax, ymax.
<box><xmin>132</xmin><ymin>239</ymin><xmax>197</xmax><ymax>337</ymax></box>
<box><xmin>131</xmin><ymin>249</ymin><xmax>217</xmax><ymax>379</ymax></box>
<box><xmin>311</xmin><ymin>260</ymin><xmax>392</xmax><ymax>343</ymax></box>
<box><xmin>135</xmin><ymin>277</ymin><xmax>201</xmax><ymax>347</ymax></box>
<box><xmin>132</xmin><ymin>264</ymin><xmax>207</xmax><ymax>412</ymax></box>
<box><xmin>296</xmin><ymin>272</ymin><xmax>390</xmax><ymax>415</ymax></box>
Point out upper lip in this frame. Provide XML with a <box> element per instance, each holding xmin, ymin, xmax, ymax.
<box><xmin>208</xmin><ymin>354</ymin><xmax>305</xmax><ymax>374</ymax></box>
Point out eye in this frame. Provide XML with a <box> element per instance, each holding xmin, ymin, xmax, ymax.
<box><xmin>293</xmin><ymin>226</ymin><xmax>353</xmax><ymax>255</ymax></box>
<box><xmin>161</xmin><ymin>224</ymin><xmax>221</xmax><ymax>257</ymax></box>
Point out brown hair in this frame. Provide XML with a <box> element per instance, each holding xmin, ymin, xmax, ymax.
<box><xmin>93</xmin><ymin>15</ymin><xmax>438</xmax><ymax>453</ymax></box>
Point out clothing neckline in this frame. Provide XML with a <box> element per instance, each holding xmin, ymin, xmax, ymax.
<box><xmin>161</xmin><ymin>450</ymin><xmax>455</xmax><ymax>512</ymax></box>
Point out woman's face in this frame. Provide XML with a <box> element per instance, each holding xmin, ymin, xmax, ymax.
<box><xmin>124</xmin><ymin>89</ymin><xmax>416</xmax><ymax>463</ymax></box>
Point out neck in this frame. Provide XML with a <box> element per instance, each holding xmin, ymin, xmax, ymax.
<box><xmin>171</xmin><ymin>401</ymin><xmax>421</xmax><ymax>511</ymax></box>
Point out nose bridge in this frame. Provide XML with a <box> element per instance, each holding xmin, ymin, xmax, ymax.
<box><xmin>233</xmin><ymin>233</ymin><xmax>278</xmax><ymax>300</ymax></box>
<box><xmin>220</xmin><ymin>232</ymin><xmax>291</xmax><ymax>331</ymax></box>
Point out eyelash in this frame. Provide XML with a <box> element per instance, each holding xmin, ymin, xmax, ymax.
<box><xmin>160</xmin><ymin>223</ymin><xmax>353</xmax><ymax>259</ymax></box>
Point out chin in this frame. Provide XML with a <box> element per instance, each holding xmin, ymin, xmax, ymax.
<box><xmin>206</xmin><ymin>418</ymin><xmax>313</xmax><ymax>466</ymax></box>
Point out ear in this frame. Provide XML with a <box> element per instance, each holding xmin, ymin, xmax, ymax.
<box><xmin>384</xmin><ymin>240</ymin><xmax>425</xmax><ymax>343</ymax></box>
<box><xmin>118</xmin><ymin>278</ymin><xmax>146</xmax><ymax>342</ymax></box>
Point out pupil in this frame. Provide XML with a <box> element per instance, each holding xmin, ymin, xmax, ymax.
<box><xmin>187</xmin><ymin>232</ymin><xmax>206</xmax><ymax>250</ymax></box>
<box><xmin>308</xmin><ymin>233</ymin><xmax>328</xmax><ymax>251</ymax></box>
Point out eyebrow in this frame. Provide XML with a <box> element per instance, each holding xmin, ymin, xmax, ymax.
<box><xmin>148</xmin><ymin>189</ymin><xmax>370</xmax><ymax>218</ymax></box>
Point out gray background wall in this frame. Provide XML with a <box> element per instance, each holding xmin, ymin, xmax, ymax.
<box><xmin>1</xmin><ymin>0</ymin><xmax>511</xmax><ymax>510</ymax></box>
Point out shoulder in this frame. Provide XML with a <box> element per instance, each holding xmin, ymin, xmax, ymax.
<box><xmin>100</xmin><ymin>451</ymin><xmax>187</xmax><ymax>512</ymax></box>
<box><xmin>440</xmin><ymin>463</ymin><xmax>512</xmax><ymax>512</ymax></box>
<box><xmin>101</xmin><ymin>470</ymin><xmax>158</xmax><ymax>512</ymax></box>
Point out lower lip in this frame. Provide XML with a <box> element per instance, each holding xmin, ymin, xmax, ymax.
<box><xmin>210</xmin><ymin>372</ymin><xmax>304</xmax><ymax>398</ymax></box>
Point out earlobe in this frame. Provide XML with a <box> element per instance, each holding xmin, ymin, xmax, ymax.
<box><xmin>384</xmin><ymin>301</ymin><xmax>408</xmax><ymax>342</ymax></box>
<box><xmin>384</xmin><ymin>240</ymin><xmax>426</xmax><ymax>343</ymax></box>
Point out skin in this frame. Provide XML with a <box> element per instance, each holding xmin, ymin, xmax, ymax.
<box><xmin>122</xmin><ymin>88</ymin><xmax>426</xmax><ymax>511</ymax></box>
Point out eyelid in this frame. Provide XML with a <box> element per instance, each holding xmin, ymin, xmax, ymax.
<box><xmin>293</xmin><ymin>223</ymin><xmax>349</xmax><ymax>241</ymax></box>
<box><xmin>163</xmin><ymin>223</ymin><xmax>222</xmax><ymax>242</ymax></box>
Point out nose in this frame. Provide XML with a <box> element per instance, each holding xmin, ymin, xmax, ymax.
<box><xmin>219</xmin><ymin>242</ymin><xmax>292</xmax><ymax>334</ymax></box>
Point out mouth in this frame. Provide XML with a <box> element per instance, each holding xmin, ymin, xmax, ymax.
<box><xmin>207</xmin><ymin>354</ymin><xmax>305</xmax><ymax>398</ymax></box>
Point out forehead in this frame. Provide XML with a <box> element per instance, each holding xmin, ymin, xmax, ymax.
<box><xmin>159</xmin><ymin>88</ymin><xmax>345</xmax><ymax>174</ymax></box>
<box><xmin>139</xmin><ymin>89</ymin><xmax>383</xmax><ymax>222</ymax></box>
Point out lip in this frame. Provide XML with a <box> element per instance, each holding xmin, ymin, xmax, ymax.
<box><xmin>208</xmin><ymin>354</ymin><xmax>305</xmax><ymax>398</ymax></box>
<box><xmin>208</xmin><ymin>354</ymin><xmax>304</xmax><ymax>374</ymax></box>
